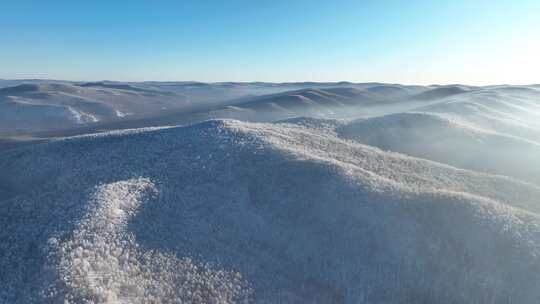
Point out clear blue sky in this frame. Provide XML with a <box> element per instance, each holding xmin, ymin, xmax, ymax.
<box><xmin>1</xmin><ymin>0</ymin><xmax>539</xmax><ymax>84</ymax></box>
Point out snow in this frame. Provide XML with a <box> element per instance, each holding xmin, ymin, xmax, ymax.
<box><xmin>114</xmin><ymin>110</ymin><xmax>130</xmax><ymax>118</ymax></box>
<box><xmin>337</xmin><ymin>87</ymin><xmax>540</xmax><ymax>185</ymax></box>
<box><xmin>53</xmin><ymin>178</ymin><xmax>249</xmax><ymax>303</ymax></box>
<box><xmin>1</xmin><ymin>84</ymin><xmax>540</xmax><ymax>303</ymax></box>
<box><xmin>2</xmin><ymin>113</ymin><xmax>540</xmax><ymax>302</ymax></box>
<box><xmin>67</xmin><ymin>106</ymin><xmax>99</xmax><ymax>124</ymax></box>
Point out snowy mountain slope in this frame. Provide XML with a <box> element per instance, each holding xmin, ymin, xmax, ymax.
<box><xmin>338</xmin><ymin>86</ymin><xmax>540</xmax><ymax>185</ymax></box>
<box><xmin>0</xmin><ymin>83</ymin><xmax>190</xmax><ymax>135</ymax></box>
<box><xmin>410</xmin><ymin>85</ymin><xmax>474</xmax><ymax>101</ymax></box>
<box><xmin>202</xmin><ymin>85</ymin><xmax>438</xmax><ymax>123</ymax></box>
<box><xmin>2</xmin><ymin>119</ymin><xmax>540</xmax><ymax>303</ymax></box>
<box><xmin>0</xmin><ymin>84</ymin><xmax>113</xmax><ymax>126</ymax></box>
<box><xmin>421</xmin><ymin>87</ymin><xmax>540</xmax><ymax>142</ymax></box>
<box><xmin>0</xmin><ymin>81</ymin><xmax>429</xmax><ymax>137</ymax></box>
<box><xmin>206</xmin><ymin>88</ymin><xmax>380</xmax><ymax>121</ymax></box>
<box><xmin>0</xmin><ymin>82</ymin><xmax>433</xmax><ymax>149</ymax></box>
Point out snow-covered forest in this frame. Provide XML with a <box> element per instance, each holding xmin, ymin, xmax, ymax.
<box><xmin>1</xmin><ymin>83</ymin><xmax>540</xmax><ymax>303</ymax></box>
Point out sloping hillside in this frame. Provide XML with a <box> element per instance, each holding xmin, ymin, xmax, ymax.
<box><xmin>2</xmin><ymin>119</ymin><xmax>540</xmax><ymax>303</ymax></box>
<box><xmin>0</xmin><ymin>83</ymin><xmax>189</xmax><ymax>134</ymax></box>
<box><xmin>0</xmin><ymin>82</ymin><xmax>428</xmax><ymax>136</ymax></box>
<box><xmin>207</xmin><ymin>85</ymin><xmax>426</xmax><ymax>122</ymax></box>
<box><xmin>338</xmin><ymin>86</ymin><xmax>540</xmax><ymax>185</ymax></box>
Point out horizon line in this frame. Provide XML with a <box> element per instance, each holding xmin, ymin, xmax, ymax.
<box><xmin>1</xmin><ymin>77</ymin><xmax>538</xmax><ymax>87</ymax></box>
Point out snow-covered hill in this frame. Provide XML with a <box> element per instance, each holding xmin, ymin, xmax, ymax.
<box><xmin>2</xmin><ymin>82</ymin><xmax>540</xmax><ymax>303</ymax></box>
<box><xmin>339</xmin><ymin>86</ymin><xmax>540</xmax><ymax>185</ymax></box>
<box><xmin>0</xmin><ymin>83</ymin><xmax>191</xmax><ymax>134</ymax></box>
<box><xmin>0</xmin><ymin>81</ymin><xmax>425</xmax><ymax>137</ymax></box>
<box><xmin>2</xmin><ymin>117</ymin><xmax>540</xmax><ymax>303</ymax></box>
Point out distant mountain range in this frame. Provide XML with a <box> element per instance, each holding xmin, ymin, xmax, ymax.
<box><xmin>0</xmin><ymin>79</ymin><xmax>484</xmax><ymax>139</ymax></box>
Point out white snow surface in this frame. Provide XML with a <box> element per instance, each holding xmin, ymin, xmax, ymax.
<box><xmin>1</xmin><ymin>115</ymin><xmax>540</xmax><ymax>303</ymax></box>
<box><xmin>1</xmin><ymin>85</ymin><xmax>540</xmax><ymax>303</ymax></box>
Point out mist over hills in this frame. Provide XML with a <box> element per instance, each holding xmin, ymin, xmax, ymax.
<box><xmin>0</xmin><ymin>80</ymin><xmax>473</xmax><ymax>139</ymax></box>
<box><xmin>1</xmin><ymin>80</ymin><xmax>540</xmax><ymax>303</ymax></box>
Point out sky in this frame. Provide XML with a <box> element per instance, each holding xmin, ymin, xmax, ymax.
<box><xmin>1</xmin><ymin>0</ymin><xmax>539</xmax><ymax>85</ymax></box>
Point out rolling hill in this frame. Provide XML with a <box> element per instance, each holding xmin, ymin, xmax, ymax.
<box><xmin>2</xmin><ymin>117</ymin><xmax>540</xmax><ymax>303</ymax></box>
<box><xmin>338</xmin><ymin>86</ymin><xmax>540</xmax><ymax>185</ymax></box>
<box><xmin>2</xmin><ymin>82</ymin><xmax>540</xmax><ymax>303</ymax></box>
